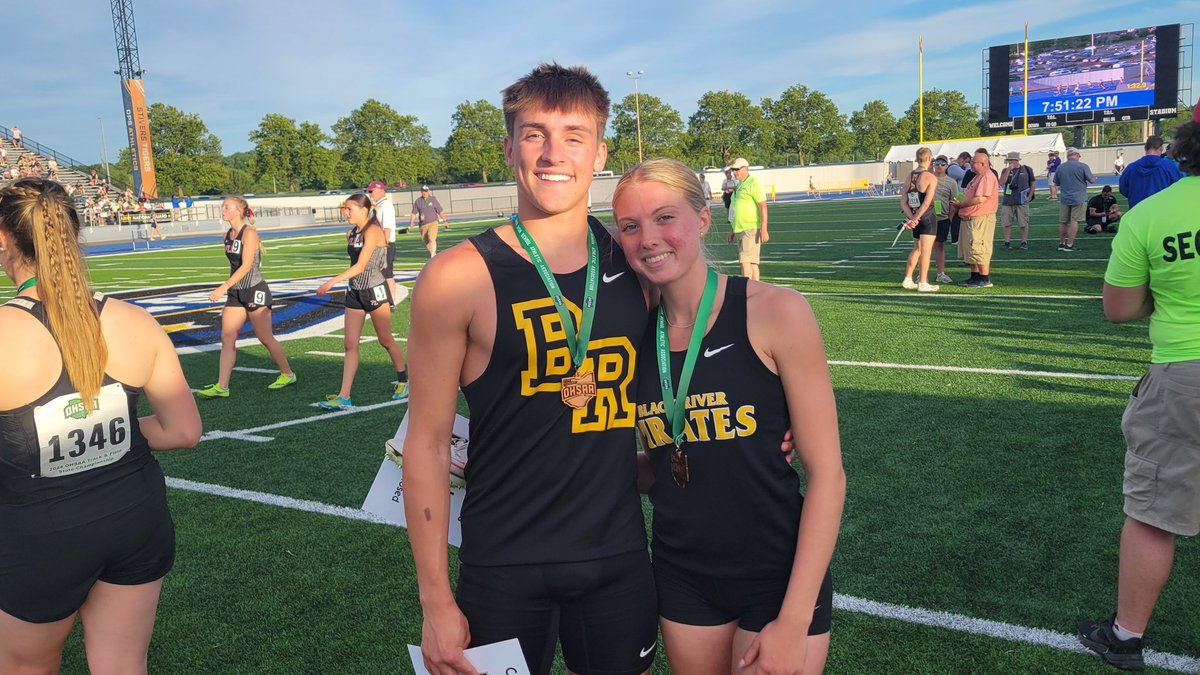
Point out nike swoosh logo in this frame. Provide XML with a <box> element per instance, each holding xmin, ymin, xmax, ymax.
<box><xmin>602</xmin><ymin>271</ymin><xmax>625</xmax><ymax>283</ymax></box>
<box><xmin>704</xmin><ymin>344</ymin><xmax>734</xmax><ymax>358</ymax></box>
<box><xmin>639</xmin><ymin>641</ymin><xmax>657</xmax><ymax>658</ymax></box>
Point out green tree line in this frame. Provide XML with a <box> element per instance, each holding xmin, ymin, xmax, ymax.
<box><xmin>106</xmin><ymin>89</ymin><xmax>1192</xmax><ymax>196</ymax></box>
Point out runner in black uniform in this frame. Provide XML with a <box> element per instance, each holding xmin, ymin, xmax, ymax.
<box><xmin>197</xmin><ymin>196</ymin><xmax>296</xmax><ymax>398</ymax></box>
<box><xmin>613</xmin><ymin>159</ymin><xmax>844</xmax><ymax>674</ymax></box>
<box><xmin>0</xmin><ymin>178</ymin><xmax>200</xmax><ymax>673</ymax></box>
<box><xmin>402</xmin><ymin>65</ymin><xmax>658</xmax><ymax>675</ymax></box>
<box><xmin>899</xmin><ymin>147</ymin><xmax>941</xmax><ymax>292</ymax></box>
<box><xmin>315</xmin><ymin>193</ymin><xmax>408</xmax><ymax>409</ymax></box>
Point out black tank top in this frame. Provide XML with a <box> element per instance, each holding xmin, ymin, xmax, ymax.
<box><xmin>460</xmin><ymin>218</ymin><xmax>648</xmax><ymax>566</ymax></box>
<box><xmin>224</xmin><ymin>226</ymin><xmax>263</xmax><ymax>289</ymax></box>
<box><xmin>0</xmin><ymin>296</ymin><xmax>162</xmax><ymax>534</ymax></box>
<box><xmin>907</xmin><ymin>169</ymin><xmax>936</xmax><ymax>225</ymax></box>
<box><xmin>634</xmin><ymin>276</ymin><xmax>802</xmax><ymax>578</ymax></box>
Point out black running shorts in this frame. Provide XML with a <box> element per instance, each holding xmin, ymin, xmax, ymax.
<box><xmin>936</xmin><ymin>218</ymin><xmax>951</xmax><ymax>243</ymax></box>
<box><xmin>456</xmin><ymin>549</ymin><xmax>658</xmax><ymax>675</ymax></box>
<box><xmin>653</xmin><ymin>557</ymin><xmax>832</xmax><ymax>635</ymax></box>
<box><xmin>911</xmin><ymin>211</ymin><xmax>938</xmax><ymax>238</ymax></box>
<box><xmin>343</xmin><ymin>283</ymin><xmax>392</xmax><ymax>312</ymax></box>
<box><xmin>226</xmin><ymin>281</ymin><xmax>272</xmax><ymax>312</ymax></box>
<box><xmin>0</xmin><ymin>493</ymin><xmax>175</xmax><ymax>623</ymax></box>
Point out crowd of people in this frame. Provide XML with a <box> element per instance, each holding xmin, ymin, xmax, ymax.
<box><xmin>1</xmin><ymin>73</ymin><xmax>1196</xmax><ymax>675</ymax></box>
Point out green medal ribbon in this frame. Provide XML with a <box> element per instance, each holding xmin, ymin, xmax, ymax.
<box><xmin>510</xmin><ymin>215</ymin><xmax>599</xmax><ymax>373</ymax></box>
<box><xmin>656</xmin><ymin>268</ymin><xmax>718</xmax><ymax>447</ymax></box>
<box><xmin>15</xmin><ymin>276</ymin><xmax>37</xmax><ymax>294</ymax></box>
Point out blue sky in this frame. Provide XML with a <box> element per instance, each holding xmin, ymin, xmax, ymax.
<box><xmin>3</xmin><ymin>0</ymin><xmax>1193</xmax><ymax>164</ymax></box>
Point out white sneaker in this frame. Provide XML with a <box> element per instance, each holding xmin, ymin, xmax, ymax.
<box><xmin>901</xmin><ymin>278</ymin><xmax>918</xmax><ymax>289</ymax></box>
<box><xmin>936</xmin><ymin>273</ymin><xmax>953</xmax><ymax>284</ymax></box>
<box><xmin>917</xmin><ymin>282</ymin><xmax>940</xmax><ymax>292</ymax></box>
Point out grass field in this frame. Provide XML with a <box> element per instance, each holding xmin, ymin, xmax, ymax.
<box><xmin>18</xmin><ymin>194</ymin><xmax>1200</xmax><ymax>674</ymax></box>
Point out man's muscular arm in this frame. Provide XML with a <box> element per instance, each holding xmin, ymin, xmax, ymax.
<box><xmin>402</xmin><ymin>246</ymin><xmax>481</xmax><ymax>675</ymax></box>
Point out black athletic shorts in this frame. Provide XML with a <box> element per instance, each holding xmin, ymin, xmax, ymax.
<box><xmin>456</xmin><ymin>549</ymin><xmax>658</xmax><ymax>675</ymax></box>
<box><xmin>653</xmin><ymin>558</ymin><xmax>832</xmax><ymax>635</ymax></box>
<box><xmin>226</xmin><ymin>281</ymin><xmax>271</xmax><ymax>312</ymax></box>
<box><xmin>936</xmin><ymin>218</ymin><xmax>951</xmax><ymax>243</ymax></box>
<box><xmin>384</xmin><ymin>242</ymin><xmax>396</xmax><ymax>277</ymax></box>
<box><xmin>343</xmin><ymin>283</ymin><xmax>392</xmax><ymax>312</ymax></box>
<box><xmin>0</xmin><ymin>491</ymin><xmax>175</xmax><ymax>623</ymax></box>
<box><xmin>911</xmin><ymin>212</ymin><xmax>938</xmax><ymax>238</ymax></box>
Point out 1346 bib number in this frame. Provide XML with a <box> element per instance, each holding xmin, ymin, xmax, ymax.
<box><xmin>34</xmin><ymin>384</ymin><xmax>133</xmax><ymax>478</ymax></box>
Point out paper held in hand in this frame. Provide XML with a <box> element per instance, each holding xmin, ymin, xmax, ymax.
<box><xmin>408</xmin><ymin>638</ymin><xmax>530</xmax><ymax>675</ymax></box>
<box><xmin>362</xmin><ymin>411</ymin><xmax>469</xmax><ymax>547</ymax></box>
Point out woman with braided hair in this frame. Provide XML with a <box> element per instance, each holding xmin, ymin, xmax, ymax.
<box><xmin>0</xmin><ymin>178</ymin><xmax>200</xmax><ymax>673</ymax></box>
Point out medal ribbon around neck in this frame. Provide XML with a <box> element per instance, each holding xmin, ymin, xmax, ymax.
<box><xmin>656</xmin><ymin>268</ymin><xmax>718</xmax><ymax>448</ymax></box>
<box><xmin>510</xmin><ymin>215</ymin><xmax>599</xmax><ymax>374</ymax></box>
<box><xmin>15</xmin><ymin>276</ymin><xmax>37</xmax><ymax>294</ymax></box>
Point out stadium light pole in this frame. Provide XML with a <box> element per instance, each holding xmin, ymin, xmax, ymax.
<box><xmin>626</xmin><ymin>70</ymin><xmax>645</xmax><ymax>163</ymax></box>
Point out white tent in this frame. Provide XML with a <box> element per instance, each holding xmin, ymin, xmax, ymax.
<box><xmin>884</xmin><ymin>134</ymin><xmax>1066</xmax><ymax>162</ymax></box>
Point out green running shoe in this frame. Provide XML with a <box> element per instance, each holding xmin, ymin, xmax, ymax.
<box><xmin>197</xmin><ymin>383</ymin><xmax>229</xmax><ymax>399</ymax></box>
<box><xmin>318</xmin><ymin>396</ymin><xmax>352</xmax><ymax>411</ymax></box>
<box><xmin>393</xmin><ymin>382</ymin><xmax>409</xmax><ymax>401</ymax></box>
<box><xmin>268</xmin><ymin>372</ymin><xmax>297</xmax><ymax>390</ymax></box>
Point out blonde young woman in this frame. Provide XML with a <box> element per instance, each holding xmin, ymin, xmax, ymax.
<box><xmin>613</xmin><ymin>159</ymin><xmax>845</xmax><ymax>675</ymax></box>
<box><xmin>315</xmin><ymin>193</ymin><xmax>407</xmax><ymax>409</ymax></box>
<box><xmin>197</xmin><ymin>196</ymin><xmax>296</xmax><ymax>398</ymax></box>
<box><xmin>0</xmin><ymin>178</ymin><xmax>201</xmax><ymax>673</ymax></box>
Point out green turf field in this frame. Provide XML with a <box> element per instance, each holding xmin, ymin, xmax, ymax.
<box><xmin>25</xmin><ymin>195</ymin><xmax>1200</xmax><ymax>674</ymax></box>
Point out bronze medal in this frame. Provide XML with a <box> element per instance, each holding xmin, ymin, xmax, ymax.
<box><xmin>670</xmin><ymin>446</ymin><xmax>690</xmax><ymax>488</ymax></box>
<box><xmin>560</xmin><ymin>369</ymin><xmax>597</xmax><ymax>409</ymax></box>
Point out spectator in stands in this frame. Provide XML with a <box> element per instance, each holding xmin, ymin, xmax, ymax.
<box><xmin>948</xmin><ymin>152</ymin><xmax>970</xmax><ymax>186</ymax></box>
<box><xmin>1085</xmin><ymin>186</ymin><xmax>1122</xmax><ymax>234</ymax></box>
<box><xmin>10</xmin><ymin>125</ymin><xmax>21</xmax><ymax>149</ymax></box>
<box><xmin>1078</xmin><ymin>112</ymin><xmax>1200</xmax><ymax>673</ymax></box>
<box><xmin>0</xmin><ymin>144</ymin><xmax>7</xmax><ymax>166</ymax></box>
<box><xmin>999</xmin><ymin>151</ymin><xmax>1034</xmax><ymax>251</ymax></box>
<box><xmin>1119</xmin><ymin>136</ymin><xmax>1183</xmax><ymax>210</ymax></box>
<box><xmin>721</xmin><ymin>167</ymin><xmax>739</xmax><ymax>222</ymax></box>
<box><xmin>958</xmin><ymin>149</ymin><xmax>999</xmax><ymax>288</ymax></box>
<box><xmin>89</xmin><ymin>169</ymin><xmax>98</xmax><ymax>187</ymax></box>
<box><xmin>931</xmin><ymin>155</ymin><xmax>956</xmax><ymax>284</ymax></box>
<box><xmin>1053</xmin><ymin>147</ymin><xmax>1096</xmax><ymax>252</ymax></box>
<box><xmin>1046</xmin><ymin>150</ymin><xmax>1062</xmax><ymax>199</ymax></box>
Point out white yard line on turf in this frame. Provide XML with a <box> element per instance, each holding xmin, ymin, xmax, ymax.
<box><xmin>828</xmin><ymin>360</ymin><xmax>1137</xmax><ymax>381</ymax></box>
<box><xmin>306</xmin><ymin>351</ymin><xmax>350</xmax><ymax>357</ymax></box>
<box><xmin>160</xmin><ymin>476</ymin><xmax>1200</xmax><ymax>673</ymax></box>
<box><xmin>199</xmin><ymin>397</ymin><xmax>406</xmax><ymax>443</ymax></box>
<box><xmin>832</xmin><ymin>595</ymin><xmax>1200</xmax><ymax>674</ymax></box>
<box><xmin>232</xmin><ymin>367</ymin><xmax>280</xmax><ymax>374</ymax></box>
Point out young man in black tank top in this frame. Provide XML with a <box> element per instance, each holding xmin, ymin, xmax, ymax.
<box><xmin>402</xmin><ymin>64</ymin><xmax>657</xmax><ymax>675</ymax></box>
<box><xmin>899</xmin><ymin>147</ymin><xmax>940</xmax><ymax>292</ymax></box>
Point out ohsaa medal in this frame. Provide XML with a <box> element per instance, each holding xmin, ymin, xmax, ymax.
<box><xmin>561</xmin><ymin>369</ymin><xmax>596</xmax><ymax>409</ymax></box>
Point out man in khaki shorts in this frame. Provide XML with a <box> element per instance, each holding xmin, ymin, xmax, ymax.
<box><xmin>409</xmin><ymin>185</ymin><xmax>450</xmax><ymax>258</ymax></box>
<box><xmin>956</xmin><ymin>149</ymin><xmax>998</xmax><ymax>288</ymax></box>
<box><xmin>1077</xmin><ymin>114</ymin><xmax>1200</xmax><ymax>672</ymax></box>
<box><xmin>726</xmin><ymin>157</ymin><xmax>768</xmax><ymax>280</ymax></box>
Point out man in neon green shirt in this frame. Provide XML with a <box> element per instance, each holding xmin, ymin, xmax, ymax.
<box><xmin>726</xmin><ymin>157</ymin><xmax>769</xmax><ymax>279</ymax></box>
<box><xmin>1078</xmin><ymin>116</ymin><xmax>1200</xmax><ymax>671</ymax></box>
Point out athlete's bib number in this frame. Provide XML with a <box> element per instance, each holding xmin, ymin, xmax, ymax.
<box><xmin>34</xmin><ymin>384</ymin><xmax>132</xmax><ymax>478</ymax></box>
<box><xmin>253</xmin><ymin>290</ymin><xmax>266</xmax><ymax>305</ymax></box>
<box><xmin>907</xmin><ymin>192</ymin><xmax>921</xmax><ymax>209</ymax></box>
<box><xmin>371</xmin><ymin>285</ymin><xmax>388</xmax><ymax>302</ymax></box>
<box><xmin>230</xmin><ymin>240</ymin><xmax>243</xmax><ymax>254</ymax></box>
<box><xmin>352</xmin><ymin>234</ymin><xmax>364</xmax><ymax>248</ymax></box>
